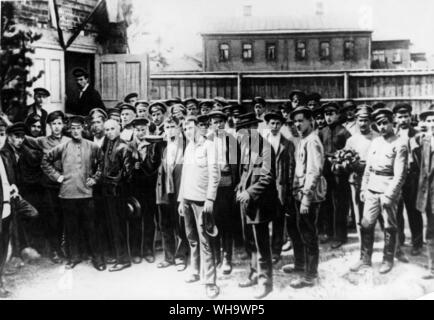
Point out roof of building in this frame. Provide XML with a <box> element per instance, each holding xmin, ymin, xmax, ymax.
<box><xmin>201</xmin><ymin>15</ymin><xmax>372</xmax><ymax>35</ymax></box>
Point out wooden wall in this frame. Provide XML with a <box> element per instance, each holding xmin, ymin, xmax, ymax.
<box><xmin>150</xmin><ymin>70</ymin><xmax>434</xmax><ymax>115</ymax></box>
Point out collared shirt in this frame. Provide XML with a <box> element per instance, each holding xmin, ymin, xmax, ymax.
<box><xmin>0</xmin><ymin>157</ymin><xmax>11</xmax><ymax>219</ymax></box>
<box><xmin>79</xmin><ymin>84</ymin><xmax>89</xmax><ymax>98</ymax></box>
<box><xmin>28</xmin><ymin>104</ymin><xmax>42</xmax><ymax>117</ymax></box>
<box><xmin>266</xmin><ymin>132</ymin><xmax>281</xmax><ymax>154</ymax></box>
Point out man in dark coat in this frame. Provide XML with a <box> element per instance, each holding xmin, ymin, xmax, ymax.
<box><xmin>236</xmin><ymin>112</ymin><xmax>277</xmax><ymax>299</ymax></box>
<box><xmin>127</xmin><ymin>118</ymin><xmax>161</xmax><ymax>264</ymax></box>
<box><xmin>318</xmin><ymin>102</ymin><xmax>352</xmax><ymax>249</ymax></box>
<box><xmin>394</xmin><ymin>103</ymin><xmax>423</xmax><ymax>257</ymax></box>
<box><xmin>263</xmin><ymin>110</ymin><xmax>295</xmax><ymax>265</ymax></box>
<box><xmin>72</xmin><ymin>68</ymin><xmax>105</xmax><ymax>116</ymax></box>
<box><xmin>16</xmin><ymin>88</ymin><xmax>49</xmax><ymax>135</ymax></box>
<box><xmin>100</xmin><ymin>119</ymin><xmax>132</xmax><ymax>272</ymax></box>
<box><xmin>0</xmin><ymin>125</ymin><xmax>38</xmax><ymax>297</ymax></box>
<box><xmin>208</xmin><ymin>110</ymin><xmax>240</xmax><ymax>274</ymax></box>
<box><xmin>416</xmin><ymin>106</ymin><xmax>434</xmax><ymax>279</ymax></box>
<box><xmin>156</xmin><ymin>116</ymin><xmax>189</xmax><ymax>271</ymax></box>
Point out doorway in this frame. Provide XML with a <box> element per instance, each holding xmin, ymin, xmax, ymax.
<box><xmin>65</xmin><ymin>51</ymin><xmax>95</xmax><ymax>114</ymax></box>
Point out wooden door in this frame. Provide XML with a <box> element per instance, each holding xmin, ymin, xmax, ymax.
<box><xmin>95</xmin><ymin>53</ymin><xmax>149</xmax><ymax>108</ymax></box>
<box><xmin>29</xmin><ymin>47</ymin><xmax>65</xmax><ymax>113</ymax></box>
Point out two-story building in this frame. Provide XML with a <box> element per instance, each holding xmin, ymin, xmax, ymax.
<box><xmin>1</xmin><ymin>0</ymin><xmax>148</xmax><ymax>113</ymax></box>
<box><xmin>201</xmin><ymin>15</ymin><xmax>373</xmax><ymax>72</ymax></box>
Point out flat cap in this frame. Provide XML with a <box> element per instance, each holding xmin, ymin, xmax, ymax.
<box><xmin>322</xmin><ymin>102</ymin><xmax>340</xmax><ymax>112</ymax></box>
<box><xmin>131</xmin><ymin>118</ymin><xmax>149</xmax><ymax>127</ymax></box>
<box><xmin>183</xmin><ymin>98</ymin><xmax>199</xmax><ymax>106</ymax></box>
<box><xmin>69</xmin><ymin>115</ymin><xmax>85</xmax><ymax>125</ymax></box>
<box><xmin>289</xmin><ymin>90</ymin><xmax>306</xmax><ymax>102</ymax></box>
<box><xmin>6</xmin><ymin>122</ymin><xmax>26</xmax><ymax>135</ymax></box>
<box><xmin>252</xmin><ymin>96</ymin><xmax>266</xmax><ymax>106</ymax></box>
<box><xmin>47</xmin><ymin>110</ymin><xmax>66</xmax><ymax>123</ymax></box>
<box><xmin>355</xmin><ymin>105</ymin><xmax>373</xmax><ymax>118</ymax></box>
<box><xmin>419</xmin><ymin>104</ymin><xmax>434</xmax><ymax>120</ymax></box>
<box><xmin>342</xmin><ymin>100</ymin><xmax>357</xmax><ymax>110</ymax></box>
<box><xmin>135</xmin><ymin>100</ymin><xmax>150</xmax><ymax>108</ymax></box>
<box><xmin>107</xmin><ymin>108</ymin><xmax>121</xmax><ymax>117</ymax></box>
<box><xmin>372</xmin><ymin>108</ymin><xmax>393</xmax><ymax>122</ymax></box>
<box><xmin>208</xmin><ymin>110</ymin><xmax>227</xmax><ymax>120</ymax></box>
<box><xmin>264</xmin><ymin>110</ymin><xmax>285</xmax><ymax>122</ymax></box>
<box><xmin>72</xmin><ymin>68</ymin><xmax>89</xmax><ymax>78</ymax></box>
<box><xmin>171</xmin><ymin>103</ymin><xmax>187</xmax><ymax>115</ymax></box>
<box><xmin>120</xmin><ymin>103</ymin><xmax>136</xmax><ymax>113</ymax></box>
<box><xmin>33</xmin><ymin>87</ymin><xmax>50</xmax><ymax>97</ymax></box>
<box><xmin>124</xmin><ymin>92</ymin><xmax>138</xmax><ymax>102</ymax></box>
<box><xmin>149</xmin><ymin>102</ymin><xmax>167</xmax><ymax>114</ymax></box>
<box><xmin>392</xmin><ymin>103</ymin><xmax>412</xmax><ymax>114</ymax></box>
<box><xmin>306</xmin><ymin>92</ymin><xmax>321</xmax><ymax>103</ymax></box>
<box><xmin>197</xmin><ymin>114</ymin><xmax>210</xmax><ymax>123</ymax></box>
<box><xmin>290</xmin><ymin>106</ymin><xmax>313</xmax><ymax>120</ymax></box>
<box><xmin>89</xmin><ymin>108</ymin><xmax>107</xmax><ymax>119</ymax></box>
<box><xmin>199</xmin><ymin>100</ymin><xmax>214</xmax><ymax>109</ymax></box>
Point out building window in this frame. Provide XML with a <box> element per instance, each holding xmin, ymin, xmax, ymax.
<box><xmin>320</xmin><ymin>41</ymin><xmax>330</xmax><ymax>60</ymax></box>
<box><xmin>266</xmin><ymin>42</ymin><xmax>277</xmax><ymax>61</ymax></box>
<box><xmin>372</xmin><ymin>50</ymin><xmax>386</xmax><ymax>62</ymax></box>
<box><xmin>296</xmin><ymin>41</ymin><xmax>306</xmax><ymax>60</ymax></box>
<box><xmin>393</xmin><ymin>49</ymin><xmax>402</xmax><ymax>64</ymax></box>
<box><xmin>344</xmin><ymin>41</ymin><xmax>355</xmax><ymax>60</ymax></box>
<box><xmin>242</xmin><ymin>43</ymin><xmax>253</xmax><ymax>61</ymax></box>
<box><xmin>219</xmin><ymin>43</ymin><xmax>230</xmax><ymax>62</ymax></box>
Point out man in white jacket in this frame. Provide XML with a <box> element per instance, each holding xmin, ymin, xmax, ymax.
<box><xmin>178</xmin><ymin>116</ymin><xmax>221</xmax><ymax>299</ymax></box>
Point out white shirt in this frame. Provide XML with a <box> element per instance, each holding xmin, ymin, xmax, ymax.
<box><xmin>266</xmin><ymin>132</ymin><xmax>281</xmax><ymax>154</ymax></box>
<box><xmin>79</xmin><ymin>84</ymin><xmax>89</xmax><ymax>98</ymax></box>
<box><xmin>93</xmin><ymin>135</ymin><xmax>105</xmax><ymax>148</ymax></box>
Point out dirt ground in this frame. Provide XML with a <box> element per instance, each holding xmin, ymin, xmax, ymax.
<box><xmin>3</xmin><ymin>230</ymin><xmax>434</xmax><ymax>300</ymax></box>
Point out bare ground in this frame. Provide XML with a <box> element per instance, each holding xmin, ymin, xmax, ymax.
<box><xmin>3</xmin><ymin>231</ymin><xmax>434</xmax><ymax>300</ymax></box>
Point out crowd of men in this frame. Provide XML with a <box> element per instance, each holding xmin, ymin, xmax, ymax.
<box><xmin>0</xmin><ymin>67</ymin><xmax>434</xmax><ymax>300</ymax></box>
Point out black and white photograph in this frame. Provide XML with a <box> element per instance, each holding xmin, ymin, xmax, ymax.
<box><xmin>1</xmin><ymin>0</ymin><xmax>434</xmax><ymax>302</ymax></box>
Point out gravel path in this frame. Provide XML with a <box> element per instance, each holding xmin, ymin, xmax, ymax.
<box><xmin>3</xmin><ymin>232</ymin><xmax>434</xmax><ymax>300</ymax></box>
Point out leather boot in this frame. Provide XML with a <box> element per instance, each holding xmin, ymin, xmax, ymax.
<box><xmin>379</xmin><ymin>228</ymin><xmax>396</xmax><ymax>274</ymax></box>
<box><xmin>422</xmin><ymin>239</ymin><xmax>434</xmax><ymax>280</ymax></box>
<box><xmin>350</xmin><ymin>227</ymin><xmax>374</xmax><ymax>272</ymax></box>
<box><xmin>305</xmin><ymin>247</ymin><xmax>319</xmax><ymax>280</ymax></box>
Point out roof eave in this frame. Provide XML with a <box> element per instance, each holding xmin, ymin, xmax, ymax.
<box><xmin>201</xmin><ymin>29</ymin><xmax>373</xmax><ymax>36</ymax></box>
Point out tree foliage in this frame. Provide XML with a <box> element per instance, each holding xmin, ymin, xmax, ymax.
<box><xmin>1</xmin><ymin>2</ymin><xmax>43</xmax><ymax>114</ymax></box>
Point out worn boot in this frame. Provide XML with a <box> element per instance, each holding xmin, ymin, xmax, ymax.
<box><xmin>379</xmin><ymin>228</ymin><xmax>396</xmax><ymax>274</ymax></box>
<box><xmin>422</xmin><ymin>239</ymin><xmax>434</xmax><ymax>280</ymax></box>
<box><xmin>350</xmin><ymin>227</ymin><xmax>374</xmax><ymax>272</ymax></box>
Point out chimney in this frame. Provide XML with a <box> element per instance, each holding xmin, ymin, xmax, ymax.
<box><xmin>315</xmin><ymin>2</ymin><xmax>324</xmax><ymax>16</ymax></box>
<box><xmin>243</xmin><ymin>5</ymin><xmax>252</xmax><ymax>17</ymax></box>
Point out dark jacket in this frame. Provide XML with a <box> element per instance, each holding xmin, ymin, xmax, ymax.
<box><xmin>207</xmin><ymin>131</ymin><xmax>240</xmax><ymax>189</ymax></box>
<box><xmin>156</xmin><ymin>135</ymin><xmax>186</xmax><ymax>205</ymax></box>
<box><xmin>319</xmin><ymin>123</ymin><xmax>352</xmax><ymax>157</ymax></box>
<box><xmin>16</xmin><ymin>104</ymin><xmax>48</xmax><ymax>132</ymax></box>
<box><xmin>416</xmin><ymin>136</ymin><xmax>434</xmax><ymax>213</ymax></box>
<box><xmin>274</xmin><ymin>135</ymin><xmax>295</xmax><ymax>208</ymax></box>
<box><xmin>101</xmin><ymin>136</ymin><xmax>131</xmax><ymax>189</ymax></box>
<box><xmin>237</xmin><ymin>132</ymin><xmax>277</xmax><ymax>224</ymax></box>
<box><xmin>127</xmin><ymin>139</ymin><xmax>161</xmax><ymax>193</ymax></box>
<box><xmin>76</xmin><ymin>86</ymin><xmax>105</xmax><ymax>116</ymax></box>
<box><xmin>0</xmin><ymin>142</ymin><xmax>22</xmax><ymax>188</ymax></box>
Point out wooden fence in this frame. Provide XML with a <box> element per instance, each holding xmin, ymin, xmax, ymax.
<box><xmin>150</xmin><ymin>69</ymin><xmax>434</xmax><ymax>114</ymax></box>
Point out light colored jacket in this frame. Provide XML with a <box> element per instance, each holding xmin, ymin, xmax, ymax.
<box><xmin>178</xmin><ymin>137</ymin><xmax>220</xmax><ymax>202</ymax></box>
<box><xmin>361</xmin><ymin>135</ymin><xmax>408</xmax><ymax>200</ymax></box>
<box><xmin>293</xmin><ymin>130</ymin><xmax>326</xmax><ymax>206</ymax></box>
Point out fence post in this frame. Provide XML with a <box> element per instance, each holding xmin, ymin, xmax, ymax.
<box><xmin>344</xmin><ymin>72</ymin><xmax>349</xmax><ymax>100</ymax></box>
<box><xmin>237</xmin><ymin>73</ymin><xmax>242</xmax><ymax>104</ymax></box>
